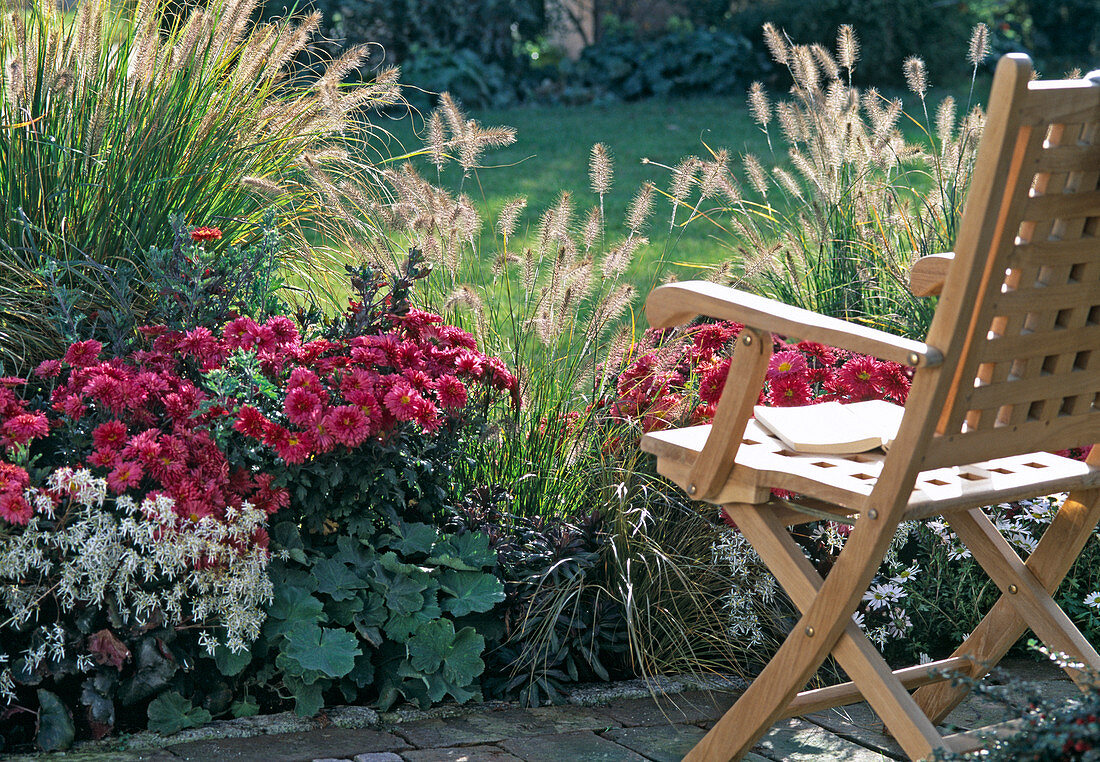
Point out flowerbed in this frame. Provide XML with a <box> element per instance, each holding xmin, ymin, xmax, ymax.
<box><xmin>0</xmin><ymin>267</ymin><xmax>517</xmax><ymax>749</ymax></box>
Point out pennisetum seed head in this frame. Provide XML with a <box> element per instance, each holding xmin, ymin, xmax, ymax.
<box><xmin>967</xmin><ymin>23</ymin><xmax>990</xmax><ymax>68</ymax></box>
<box><xmin>589</xmin><ymin>143</ymin><xmax>613</xmax><ymax>196</ymax></box>
<box><xmin>904</xmin><ymin>56</ymin><xmax>928</xmax><ymax>97</ymax></box>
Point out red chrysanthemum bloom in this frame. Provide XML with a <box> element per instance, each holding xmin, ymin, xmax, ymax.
<box><xmin>284</xmin><ymin>387</ymin><xmax>323</xmax><ymax>426</ymax></box>
<box><xmin>836</xmin><ymin>355</ymin><xmax>884</xmax><ymax>400</ymax></box>
<box><xmin>287</xmin><ymin>366</ymin><xmax>322</xmax><ymax>394</ymax></box>
<box><xmin>88</xmin><ymin>448</ymin><xmax>120</xmax><ymax>469</ymax></box>
<box><xmin>434</xmin><ymin>375</ymin><xmax>468</xmax><ymax>409</ymax></box>
<box><xmin>415</xmin><ymin>398</ymin><xmax>442</xmax><ymax>432</ymax></box>
<box><xmin>0</xmin><ymin>463</ymin><xmax>30</xmax><ymax>491</ymax></box>
<box><xmin>439</xmin><ymin>325</ymin><xmax>477</xmax><ymax>350</ymax></box>
<box><xmin>34</xmin><ymin>360</ymin><xmax>62</xmax><ymax>378</ymax></box>
<box><xmin>275</xmin><ymin>430</ymin><xmax>315</xmax><ymax>464</ymax></box>
<box><xmin>64</xmin><ymin>339</ymin><xmax>103</xmax><ymax>367</ymax></box>
<box><xmin>107</xmin><ymin>461</ymin><xmax>144</xmax><ymax>493</ymax></box>
<box><xmin>265</xmin><ymin>316</ymin><xmax>299</xmax><ymax>347</ymax></box>
<box><xmin>233</xmin><ymin>405</ymin><xmax>269</xmax><ymax>438</ymax></box>
<box><xmin>190</xmin><ymin>226</ymin><xmax>222</xmax><ymax>243</ymax></box>
<box><xmin>222</xmin><ymin>316</ymin><xmax>258</xmax><ymax>351</ymax></box>
<box><xmin>454</xmin><ymin>351</ymin><xmax>483</xmax><ymax>378</ymax></box>
<box><xmin>767</xmin><ymin>375</ymin><xmax>813</xmax><ymax>407</ymax></box>
<box><xmin>796</xmin><ymin>341</ymin><xmax>837</xmax><ymax>368</ymax></box>
<box><xmin>0</xmin><ymin>488</ymin><xmax>33</xmax><ymax>525</ymax></box>
<box><xmin>3</xmin><ymin>413</ymin><xmax>50</xmax><ymax>445</ymax></box>
<box><xmin>60</xmin><ymin>395</ymin><xmax>86</xmax><ymax>421</ymax></box>
<box><xmin>692</xmin><ymin>321</ymin><xmax>742</xmax><ymax>353</ymax></box>
<box><xmin>253</xmin><ymin>473</ymin><xmax>290</xmax><ymax>515</ymax></box>
<box><xmin>92</xmin><ymin>420</ymin><xmax>128</xmax><ymax>451</ymax></box>
<box><xmin>251</xmin><ymin>325</ymin><xmax>278</xmax><ymax>353</ymax></box>
<box><xmin>698</xmin><ymin>358</ymin><xmax>731</xmax><ymax>405</ymax></box>
<box><xmin>767</xmin><ymin>350</ymin><xmax>808</xmax><ymax>381</ymax></box>
<box><xmin>876</xmin><ymin>363</ymin><xmax>912</xmax><ymax>404</ymax></box>
<box><xmin>383</xmin><ymin>380</ymin><xmax>423</xmax><ymax>421</ymax></box>
<box><xmin>0</xmin><ymin>376</ymin><xmax>26</xmax><ymax>387</ymax></box>
<box><xmin>324</xmin><ymin>405</ymin><xmax>370</xmax><ymax>448</ymax></box>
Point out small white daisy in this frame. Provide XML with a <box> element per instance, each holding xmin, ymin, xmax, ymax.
<box><xmin>1084</xmin><ymin>591</ymin><xmax>1100</xmax><ymax>610</ymax></box>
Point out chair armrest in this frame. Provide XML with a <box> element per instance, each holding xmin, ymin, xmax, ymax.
<box><xmin>909</xmin><ymin>252</ymin><xmax>955</xmax><ymax>297</ymax></box>
<box><xmin>646</xmin><ymin>281</ymin><xmax>943</xmax><ymax>367</ymax></box>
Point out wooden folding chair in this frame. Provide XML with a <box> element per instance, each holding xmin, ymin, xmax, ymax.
<box><xmin>639</xmin><ymin>54</ymin><xmax>1100</xmax><ymax>761</ymax></box>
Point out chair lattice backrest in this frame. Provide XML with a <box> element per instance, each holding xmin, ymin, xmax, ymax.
<box><xmin>920</xmin><ymin>57</ymin><xmax>1100</xmax><ymax>471</ymax></box>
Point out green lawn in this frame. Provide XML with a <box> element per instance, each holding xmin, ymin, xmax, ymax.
<box><xmin>376</xmin><ymin>96</ymin><xmax>771</xmax><ymax>292</ymax></box>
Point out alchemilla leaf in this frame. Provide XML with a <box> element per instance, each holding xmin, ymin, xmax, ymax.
<box><xmin>283</xmin><ymin>622</ymin><xmax>360</xmax><ymax>678</ymax></box>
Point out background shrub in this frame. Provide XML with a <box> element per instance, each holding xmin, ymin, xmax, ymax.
<box><xmin>560</xmin><ymin>23</ymin><xmax>761</xmax><ymax>102</ymax></box>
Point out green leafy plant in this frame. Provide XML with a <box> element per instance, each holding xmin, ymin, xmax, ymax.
<box><xmin>0</xmin><ymin>0</ymin><xmax>400</xmax><ymax>366</ymax></box>
<box><xmin>252</xmin><ymin>519</ymin><xmax>503</xmax><ymax>713</ymax></box>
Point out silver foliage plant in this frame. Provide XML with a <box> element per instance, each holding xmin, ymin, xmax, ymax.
<box><xmin>0</xmin><ymin>467</ymin><xmax>274</xmax><ymax>705</ymax></box>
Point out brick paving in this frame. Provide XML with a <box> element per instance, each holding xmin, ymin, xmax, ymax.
<box><xmin>2</xmin><ymin>659</ymin><xmax>1073</xmax><ymax>762</ymax></box>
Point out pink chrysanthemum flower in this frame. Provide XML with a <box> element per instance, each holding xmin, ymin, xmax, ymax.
<box><xmin>434</xmin><ymin>375</ymin><xmax>468</xmax><ymax>409</ymax></box>
<box><xmin>233</xmin><ymin>405</ymin><xmax>269</xmax><ymax>438</ymax></box>
<box><xmin>767</xmin><ymin>375</ymin><xmax>813</xmax><ymax>407</ymax></box>
<box><xmin>836</xmin><ymin>355</ymin><xmax>883</xmax><ymax>400</ymax></box>
<box><xmin>876</xmin><ymin>363</ymin><xmax>912</xmax><ymax>403</ymax></box>
<box><xmin>284</xmin><ymin>387</ymin><xmax>323</xmax><ymax>426</ymax></box>
<box><xmin>34</xmin><ymin>360</ymin><xmax>62</xmax><ymax>378</ymax></box>
<box><xmin>0</xmin><ymin>489</ymin><xmax>33</xmax><ymax>525</ymax></box>
<box><xmin>287</xmin><ymin>367</ymin><xmax>322</xmax><ymax>394</ymax></box>
<box><xmin>88</xmin><ymin>449</ymin><xmax>119</xmax><ymax>469</ymax></box>
<box><xmin>107</xmin><ymin>461</ymin><xmax>144</xmax><ymax>493</ymax></box>
<box><xmin>92</xmin><ymin>420</ymin><xmax>128</xmax><ymax>451</ymax></box>
<box><xmin>265</xmin><ymin>316</ymin><xmax>299</xmax><ymax>346</ymax></box>
<box><xmin>222</xmin><ymin>316</ymin><xmax>258</xmax><ymax>350</ymax></box>
<box><xmin>384</xmin><ymin>380</ymin><xmax>423</xmax><ymax>421</ymax></box>
<box><xmin>64</xmin><ymin>339</ymin><xmax>103</xmax><ymax>367</ymax></box>
<box><xmin>698</xmin><ymin>358</ymin><xmax>731</xmax><ymax>405</ymax></box>
<box><xmin>767</xmin><ymin>350</ymin><xmax>808</xmax><ymax>381</ymax></box>
<box><xmin>454</xmin><ymin>351</ymin><xmax>483</xmax><ymax>377</ymax></box>
<box><xmin>4</xmin><ymin>413</ymin><xmax>49</xmax><ymax>444</ymax></box>
<box><xmin>275</xmin><ymin>430</ymin><xmax>315</xmax><ymax>464</ymax></box>
<box><xmin>692</xmin><ymin>321</ymin><xmax>742</xmax><ymax>353</ymax></box>
<box><xmin>325</xmin><ymin>405</ymin><xmax>370</xmax><ymax>448</ymax></box>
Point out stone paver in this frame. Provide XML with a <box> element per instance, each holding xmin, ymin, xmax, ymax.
<box><xmin>168</xmin><ymin>728</ymin><xmax>408</xmax><ymax>762</ymax></box>
<box><xmin>806</xmin><ymin>704</ymin><xmax>904</xmax><ymax>759</ymax></box>
<box><xmin>401</xmin><ymin>745</ymin><xmax>524</xmax><ymax>761</ymax></box>
<box><xmin>393</xmin><ymin>705</ymin><xmax>622</xmax><ymax>749</ymax></box>
<box><xmin>353</xmin><ymin>754</ymin><xmax>404</xmax><ymax>762</ymax></box>
<box><xmin>601</xmin><ymin>723</ymin><xmax>708</xmax><ymax>762</ymax></box>
<box><xmin>751</xmin><ymin>717</ymin><xmax>894</xmax><ymax>761</ymax></box>
<box><xmin>596</xmin><ymin>690</ymin><xmax>738</xmax><ymax>728</ymax></box>
<box><xmin>499</xmin><ymin>730</ymin><xmax>647</xmax><ymax>762</ymax></box>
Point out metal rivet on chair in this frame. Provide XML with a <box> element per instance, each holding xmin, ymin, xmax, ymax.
<box><xmin>688</xmin><ymin>483</ymin><xmax>697</xmax><ymax>495</ymax></box>
<box><xmin>1008</xmin><ymin>584</ymin><xmax>1018</xmax><ymax>594</ymax></box>
<box><xmin>743</xmin><ymin>334</ymin><xmax>753</xmax><ymax>346</ymax></box>
<box><xmin>907</xmin><ymin>351</ymin><xmax>921</xmax><ymax>366</ymax></box>
<box><xmin>804</xmin><ymin>626</ymin><xmax>815</xmax><ymax>637</ymax></box>
<box><xmin>867</xmin><ymin>509</ymin><xmax>878</xmax><ymax>520</ymax></box>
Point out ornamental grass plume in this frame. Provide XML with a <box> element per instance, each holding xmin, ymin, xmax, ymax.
<box><xmin>0</xmin><ymin>0</ymin><xmax>402</xmax><ymax>370</ymax></box>
<box><xmin>665</xmin><ymin>23</ymin><xmax>989</xmax><ymax>339</ymax></box>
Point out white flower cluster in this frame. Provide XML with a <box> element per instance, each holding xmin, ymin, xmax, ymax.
<box><xmin>712</xmin><ymin>528</ymin><xmax>778</xmax><ymax>646</ymax></box>
<box><xmin>0</xmin><ymin>467</ymin><xmax>274</xmax><ymax>703</ymax></box>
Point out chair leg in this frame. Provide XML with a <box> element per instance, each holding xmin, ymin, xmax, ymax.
<box><xmin>948</xmin><ymin>506</ymin><xmax>1100</xmax><ymax>677</ymax></box>
<box><xmin>730</xmin><ymin>506</ymin><xmax>945</xmax><ymax>761</ymax></box>
<box><xmin>913</xmin><ymin>487</ymin><xmax>1100</xmax><ymax>724</ymax></box>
